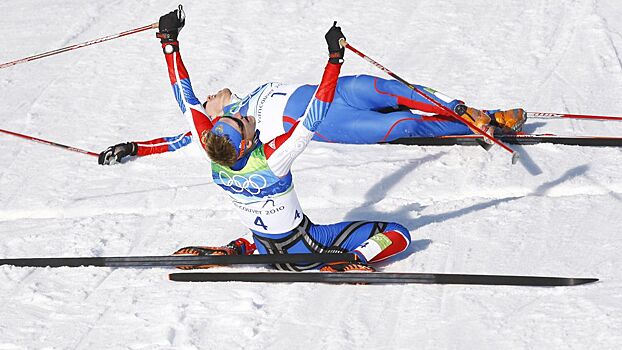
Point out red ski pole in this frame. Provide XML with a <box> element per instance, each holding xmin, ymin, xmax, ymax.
<box><xmin>527</xmin><ymin>112</ymin><xmax>622</xmax><ymax>121</ymax></box>
<box><xmin>0</xmin><ymin>22</ymin><xmax>158</xmax><ymax>70</ymax></box>
<box><xmin>0</xmin><ymin>128</ymin><xmax>98</xmax><ymax>157</ymax></box>
<box><xmin>343</xmin><ymin>40</ymin><xmax>520</xmax><ymax>164</ymax></box>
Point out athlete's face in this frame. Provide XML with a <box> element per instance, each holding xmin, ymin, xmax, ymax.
<box><xmin>219</xmin><ymin>112</ymin><xmax>257</xmax><ymax>152</ymax></box>
<box><xmin>204</xmin><ymin>88</ymin><xmax>232</xmax><ymax>117</ymax></box>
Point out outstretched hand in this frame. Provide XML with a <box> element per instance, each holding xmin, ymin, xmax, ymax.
<box><xmin>325</xmin><ymin>21</ymin><xmax>346</xmax><ymax>63</ymax></box>
<box><xmin>98</xmin><ymin>142</ymin><xmax>137</xmax><ymax>165</ymax></box>
<box><xmin>157</xmin><ymin>4</ymin><xmax>186</xmax><ymax>43</ymax></box>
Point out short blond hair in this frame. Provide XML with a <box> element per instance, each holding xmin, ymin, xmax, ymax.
<box><xmin>202</xmin><ymin>131</ymin><xmax>238</xmax><ymax>167</ymax></box>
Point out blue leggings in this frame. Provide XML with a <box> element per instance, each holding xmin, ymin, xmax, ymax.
<box><xmin>252</xmin><ymin>215</ymin><xmax>410</xmax><ymax>271</ymax></box>
<box><xmin>283</xmin><ymin>75</ymin><xmax>472</xmax><ymax>144</ymax></box>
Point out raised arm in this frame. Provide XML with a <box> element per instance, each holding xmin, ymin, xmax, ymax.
<box><xmin>264</xmin><ymin>23</ymin><xmax>345</xmax><ymax>176</ymax></box>
<box><xmin>157</xmin><ymin>6</ymin><xmax>213</xmax><ymax>160</ymax></box>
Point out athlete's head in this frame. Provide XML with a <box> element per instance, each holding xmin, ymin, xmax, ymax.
<box><xmin>203</xmin><ymin>88</ymin><xmax>233</xmax><ymax>117</ymax></box>
<box><xmin>204</xmin><ymin>112</ymin><xmax>257</xmax><ymax>166</ymax></box>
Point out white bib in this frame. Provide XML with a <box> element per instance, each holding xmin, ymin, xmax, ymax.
<box><xmin>248</xmin><ymin>83</ymin><xmax>302</xmax><ymax>142</ymax></box>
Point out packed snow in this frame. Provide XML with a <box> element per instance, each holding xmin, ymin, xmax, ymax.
<box><xmin>1</xmin><ymin>0</ymin><xmax>621</xmax><ymax>349</ymax></box>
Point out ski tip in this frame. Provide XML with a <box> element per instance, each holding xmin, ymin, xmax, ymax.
<box><xmin>511</xmin><ymin>151</ymin><xmax>520</xmax><ymax>165</ymax></box>
<box><xmin>568</xmin><ymin>277</ymin><xmax>599</xmax><ymax>286</ymax></box>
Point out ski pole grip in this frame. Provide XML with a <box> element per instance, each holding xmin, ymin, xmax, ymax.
<box><xmin>150</xmin><ymin>22</ymin><xmax>158</xmax><ymax>29</ymax></box>
<box><xmin>339</xmin><ymin>38</ymin><xmax>348</xmax><ymax>48</ymax></box>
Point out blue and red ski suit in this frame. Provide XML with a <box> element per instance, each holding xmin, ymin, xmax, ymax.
<box><xmin>162</xmin><ymin>41</ymin><xmax>411</xmax><ymax>270</ymax></box>
<box><xmin>133</xmin><ymin>75</ymin><xmax>471</xmax><ymax>156</ymax></box>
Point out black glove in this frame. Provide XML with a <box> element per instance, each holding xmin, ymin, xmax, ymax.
<box><xmin>325</xmin><ymin>21</ymin><xmax>346</xmax><ymax>64</ymax></box>
<box><xmin>98</xmin><ymin>142</ymin><xmax>138</xmax><ymax>165</ymax></box>
<box><xmin>156</xmin><ymin>4</ymin><xmax>185</xmax><ymax>43</ymax></box>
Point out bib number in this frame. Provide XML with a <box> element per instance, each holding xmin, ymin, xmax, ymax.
<box><xmin>254</xmin><ymin>216</ymin><xmax>268</xmax><ymax>230</ymax></box>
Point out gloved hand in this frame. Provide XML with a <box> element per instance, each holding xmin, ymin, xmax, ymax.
<box><xmin>325</xmin><ymin>21</ymin><xmax>346</xmax><ymax>64</ymax></box>
<box><xmin>156</xmin><ymin>4</ymin><xmax>185</xmax><ymax>43</ymax></box>
<box><xmin>173</xmin><ymin>238</ymin><xmax>256</xmax><ymax>270</ymax></box>
<box><xmin>98</xmin><ymin>142</ymin><xmax>138</xmax><ymax>165</ymax></box>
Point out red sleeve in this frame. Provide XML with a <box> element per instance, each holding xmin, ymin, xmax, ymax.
<box><xmin>162</xmin><ymin>42</ymin><xmax>213</xmax><ymax>153</ymax></box>
<box><xmin>135</xmin><ymin>131</ymin><xmax>193</xmax><ymax>156</ymax></box>
<box><xmin>314</xmin><ymin>62</ymin><xmax>341</xmax><ymax>103</ymax></box>
<box><xmin>263</xmin><ymin>121</ymin><xmax>300</xmax><ymax>160</ymax></box>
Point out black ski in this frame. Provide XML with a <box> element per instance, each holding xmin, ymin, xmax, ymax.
<box><xmin>388</xmin><ymin>134</ymin><xmax>622</xmax><ymax>147</ymax></box>
<box><xmin>0</xmin><ymin>253</ymin><xmax>356</xmax><ymax>268</ymax></box>
<box><xmin>168</xmin><ymin>272</ymin><xmax>598</xmax><ymax>287</ymax></box>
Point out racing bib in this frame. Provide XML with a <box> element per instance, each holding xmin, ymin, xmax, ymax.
<box><xmin>246</xmin><ymin>83</ymin><xmax>302</xmax><ymax>142</ymax></box>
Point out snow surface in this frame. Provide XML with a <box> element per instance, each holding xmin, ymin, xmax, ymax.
<box><xmin>1</xmin><ymin>0</ymin><xmax>622</xmax><ymax>349</ymax></box>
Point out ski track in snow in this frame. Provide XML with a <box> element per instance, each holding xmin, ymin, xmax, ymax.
<box><xmin>1</xmin><ymin>0</ymin><xmax>622</xmax><ymax>349</ymax></box>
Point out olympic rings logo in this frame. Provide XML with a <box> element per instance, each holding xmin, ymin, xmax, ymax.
<box><xmin>218</xmin><ymin>171</ymin><xmax>268</xmax><ymax>195</ymax></box>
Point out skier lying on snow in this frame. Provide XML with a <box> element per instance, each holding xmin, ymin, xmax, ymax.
<box><xmin>98</xmin><ymin>29</ymin><xmax>526</xmax><ymax>166</ymax></box>
<box><xmin>155</xmin><ymin>8</ymin><xmax>414</xmax><ymax>272</ymax></box>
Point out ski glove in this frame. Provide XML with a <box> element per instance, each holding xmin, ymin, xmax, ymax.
<box><xmin>325</xmin><ymin>21</ymin><xmax>346</xmax><ymax>64</ymax></box>
<box><xmin>156</xmin><ymin>4</ymin><xmax>185</xmax><ymax>43</ymax></box>
<box><xmin>98</xmin><ymin>142</ymin><xmax>138</xmax><ymax>165</ymax></box>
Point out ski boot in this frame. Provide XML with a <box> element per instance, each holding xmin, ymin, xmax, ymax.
<box><xmin>173</xmin><ymin>238</ymin><xmax>255</xmax><ymax>270</ymax></box>
<box><xmin>454</xmin><ymin>104</ymin><xmax>495</xmax><ymax>141</ymax></box>
<box><xmin>488</xmin><ymin>108</ymin><xmax>527</xmax><ymax>132</ymax></box>
<box><xmin>320</xmin><ymin>256</ymin><xmax>375</xmax><ymax>272</ymax></box>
